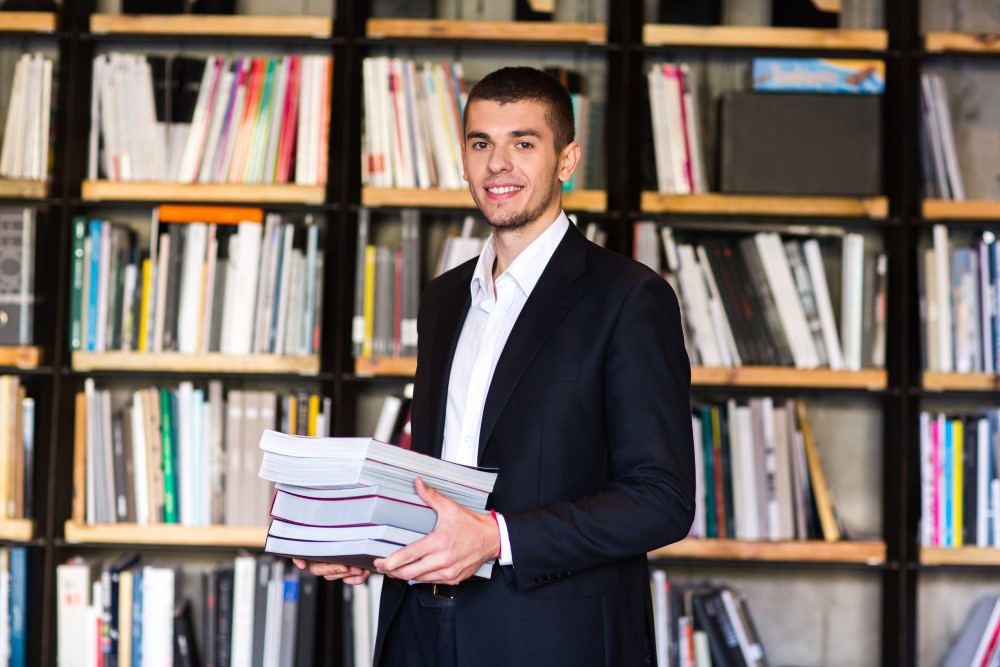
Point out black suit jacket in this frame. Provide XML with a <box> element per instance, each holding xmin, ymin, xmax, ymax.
<box><xmin>375</xmin><ymin>222</ymin><xmax>695</xmax><ymax>666</ymax></box>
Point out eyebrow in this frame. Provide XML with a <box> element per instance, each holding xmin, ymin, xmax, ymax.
<box><xmin>466</xmin><ymin>129</ymin><xmax>543</xmax><ymax>141</ymax></box>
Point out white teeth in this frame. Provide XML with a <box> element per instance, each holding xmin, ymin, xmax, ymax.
<box><xmin>487</xmin><ymin>186</ymin><xmax>521</xmax><ymax>194</ymax></box>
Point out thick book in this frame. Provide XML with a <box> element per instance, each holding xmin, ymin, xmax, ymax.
<box><xmin>264</xmin><ymin>535</ymin><xmax>495</xmax><ymax>579</ymax></box>
<box><xmin>719</xmin><ymin>92</ymin><xmax>881</xmax><ymax>197</ymax></box>
<box><xmin>268</xmin><ymin>517</ymin><xmax>425</xmax><ymax>545</ymax></box>
<box><xmin>269</xmin><ymin>486</ymin><xmax>439</xmax><ymax>534</ymax></box>
<box><xmin>258</xmin><ymin>431</ymin><xmax>498</xmax><ymax>509</ymax></box>
<box><xmin>0</xmin><ymin>209</ymin><xmax>35</xmax><ymax>346</ymax></box>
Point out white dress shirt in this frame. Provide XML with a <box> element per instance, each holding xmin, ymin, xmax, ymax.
<box><xmin>441</xmin><ymin>212</ymin><xmax>571</xmax><ymax>566</ymax></box>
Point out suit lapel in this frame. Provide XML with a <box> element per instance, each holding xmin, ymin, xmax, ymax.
<box><xmin>423</xmin><ymin>264</ymin><xmax>473</xmax><ymax>459</ymax></box>
<box><xmin>477</xmin><ymin>224</ymin><xmax>588</xmax><ymax>463</ymax></box>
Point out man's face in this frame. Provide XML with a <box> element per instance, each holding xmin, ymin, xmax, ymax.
<box><xmin>462</xmin><ymin>99</ymin><xmax>579</xmax><ymax>233</ymax></box>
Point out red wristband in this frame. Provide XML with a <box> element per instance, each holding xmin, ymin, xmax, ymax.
<box><xmin>490</xmin><ymin>509</ymin><xmax>501</xmax><ymax>559</ymax></box>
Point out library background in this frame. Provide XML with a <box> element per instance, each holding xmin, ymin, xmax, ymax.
<box><xmin>0</xmin><ymin>0</ymin><xmax>995</xmax><ymax>664</ymax></box>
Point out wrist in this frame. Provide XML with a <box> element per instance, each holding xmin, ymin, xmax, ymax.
<box><xmin>489</xmin><ymin>509</ymin><xmax>501</xmax><ymax>559</ymax></box>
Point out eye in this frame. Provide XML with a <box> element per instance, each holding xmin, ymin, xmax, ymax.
<box><xmin>516</xmin><ymin>141</ymin><xmax>534</xmax><ymax>149</ymax></box>
<box><xmin>472</xmin><ymin>141</ymin><xmax>490</xmax><ymax>150</ymax></box>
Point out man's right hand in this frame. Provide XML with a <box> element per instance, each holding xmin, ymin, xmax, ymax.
<box><xmin>292</xmin><ymin>558</ymin><xmax>371</xmax><ymax>585</ymax></box>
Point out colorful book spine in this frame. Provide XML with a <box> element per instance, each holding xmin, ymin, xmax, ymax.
<box><xmin>70</xmin><ymin>217</ymin><xmax>87</xmax><ymax>351</ymax></box>
<box><xmin>159</xmin><ymin>389</ymin><xmax>178</xmax><ymax>524</ymax></box>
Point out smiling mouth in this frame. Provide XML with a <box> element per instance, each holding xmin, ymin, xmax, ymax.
<box><xmin>485</xmin><ymin>185</ymin><xmax>523</xmax><ymax>195</ymax></box>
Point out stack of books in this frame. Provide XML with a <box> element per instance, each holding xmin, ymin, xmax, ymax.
<box><xmin>258</xmin><ymin>431</ymin><xmax>498</xmax><ymax>577</ymax></box>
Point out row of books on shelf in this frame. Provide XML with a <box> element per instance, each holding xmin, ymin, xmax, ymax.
<box><xmin>635</xmin><ymin>223</ymin><xmax>886</xmax><ymax>370</ymax></box>
<box><xmin>79</xmin><ymin>380</ymin><xmax>332</xmax><ymax>528</ymax></box>
<box><xmin>57</xmin><ymin>554</ymin><xmax>322</xmax><ymax>667</ymax></box>
<box><xmin>650</xmin><ymin>571</ymin><xmax>767</xmax><ymax>667</ymax></box>
<box><xmin>921</xmin><ymin>225</ymin><xmax>1000</xmax><ymax>374</ymax></box>
<box><xmin>647</xmin><ymin>62</ymin><xmax>707</xmax><ymax>196</ymax></box>
<box><xmin>920</xmin><ymin>410</ymin><xmax>1000</xmax><ymax>550</ymax></box>
<box><xmin>0</xmin><ymin>53</ymin><xmax>53</xmax><ymax>183</ymax></box>
<box><xmin>920</xmin><ymin>72</ymin><xmax>965</xmax><ymax>202</ymax></box>
<box><xmin>70</xmin><ymin>207</ymin><xmax>323</xmax><ymax>358</ymax></box>
<box><xmin>89</xmin><ymin>53</ymin><xmax>331</xmax><ymax>186</ymax></box>
<box><xmin>690</xmin><ymin>398</ymin><xmax>841</xmax><ymax>543</ymax></box>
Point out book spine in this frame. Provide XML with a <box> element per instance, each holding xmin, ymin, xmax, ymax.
<box><xmin>159</xmin><ymin>389</ymin><xmax>178</xmax><ymax>524</ymax></box>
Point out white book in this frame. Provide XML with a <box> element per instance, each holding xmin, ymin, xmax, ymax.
<box><xmin>109</xmin><ymin>54</ymin><xmax>134</xmax><ymax>181</ymax></box>
<box><xmin>138</xmin><ymin>56</ymin><xmax>167</xmax><ymax>182</ymax></box>
<box><xmin>200</xmin><ymin>225</ymin><xmax>219</xmax><ymax>353</ymax></box>
<box><xmin>431</xmin><ymin>62</ymin><xmax>465</xmax><ymax>189</ymax></box>
<box><xmin>772</xmin><ymin>404</ymin><xmax>796</xmax><ymax>541</ymax></box>
<box><xmin>361</xmin><ymin>58</ymin><xmax>383</xmax><ymax>187</ymax></box>
<box><xmin>303</xmin><ymin>221</ymin><xmax>319</xmax><ymax>354</ymax></box>
<box><xmin>230</xmin><ymin>556</ymin><xmax>257</xmax><ymax>667</ymax></box>
<box><xmin>736</xmin><ymin>404</ymin><xmax>760</xmax><ymax>540</ymax></box>
<box><xmin>37</xmin><ymin>56</ymin><xmax>53</xmax><ymax>179</ymax></box>
<box><xmin>152</xmin><ymin>232</ymin><xmax>170</xmax><ymax>353</ymax></box>
<box><xmin>272</xmin><ymin>224</ymin><xmax>295</xmax><ymax>355</ymax></box>
<box><xmin>755</xmin><ymin>232</ymin><xmax>820</xmax><ymax>369</ymax></box>
<box><xmin>262</xmin><ymin>561</ymin><xmax>286</xmax><ymax>667</ymax></box>
<box><xmin>438</xmin><ymin>62</ymin><xmax>465</xmax><ymax>190</ymax></box>
<box><xmin>140</xmin><ymin>565</ymin><xmax>175</xmax><ymax>667</ymax></box>
<box><xmin>920</xmin><ymin>73</ymin><xmax>950</xmax><ymax>200</ymax></box>
<box><xmin>193</xmin><ymin>387</ymin><xmax>208</xmax><ymax>525</ymax></box>
<box><xmin>57</xmin><ymin>561</ymin><xmax>96</xmax><ymax>667</ymax></box>
<box><xmin>373</xmin><ymin>395</ymin><xmax>403</xmax><ymax>443</ymax></box>
<box><xmin>283</xmin><ymin>252</ymin><xmax>305</xmax><ymax>356</ymax></box>
<box><xmin>97</xmin><ymin>55</ymin><xmax>120</xmax><ymax>180</ymax></box>
<box><xmin>651</xmin><ymin>570</ymin><xmax>670</xmax><ymax>666</ymax></box>
<box><xmin>978</xmin><ymin>417</ymin><xmax>990</xmax><ymax>547</ymax></box>
<box><xmin>222</xmin><ymin>222</ymin><xmax>263</xmax><ymax>355</ymax></box>
<box><xmin>1</xmin><ymin>55</ymin><xmax>27</xmax><ymax>178</ymax></box>
<box><xmin>177</xmin><ymin>223</ymin><xmax>208</xmax><ymax>354</ymax></box>
<box><xmin>720</xmin><ymin>589</ymin><xmax>765</xmax><ymax>667</ymax></box>
<box><xmin>176</xmin><ymin>382</ymin><xmax>194</xmax><ymax>525</ymax></box>
<box><xmin>932</xmin><ymin>224</ymin><xmax>953</xmax><ymax>372</ymax></box>
<box><xmin>919</xmin><ymin>411</ymin><xmax>932</xmax><ymax>546</ymax></box>
<box><xmin>923</xmin><ymin>247</ymin><xmax>940</xmax><ymax>372</ymax></box>
<box><xmin>94</xmin><ymin>222</ymin><xmax>111</xmax><ymax>352</ymax></box>
<box><xmin>676</xmin><ymin>244</ymin><xmax>721</xmax><ymax>366</ymax></box>
<box><xmin>390</xmin><ymin>58</ymin><xmax>414</xmax><ymax>189</ymax></box>
<box><xmin>130</xmin><ymin>391</ymin><xmax>150</xmax><ymax>526</ymax></box>
<box><xmin>224</xmin><ymin>390</ymin><xmax>245</xmax><ymax>525</ymax></box>
<box><xmin>85</xmin><ymin>582</ymin><xmax>102</xmax><ymax>667</ymax></box>
<box><xmin>295</xmin><ymin>56</ymin><xmax>315</xmax><ymax>186</ymax></box>
<box><xmin>403</xmin><ymin>60</ymin><xmax>431</xmax><ymax>189</ymax></box>
<box><xmin>993</xmin><ymin>479</ymin><xmax>1000</xmax><ymax>548</ymax></box>
<box><xmin>841</xmin><ymin>233</ymin><xmax>865</xmax><ymax>371</ymax></box>
<box><xmin>22</xmin><ymin>54</ymin><xmax>43</xmax><ymax>179</ymax></box>
<box><xmin>252</xmin><ymin>214</ymin><xmax>280</xmax><ymax>354</ymax></box>
<box><xmin>647</xmin><ymin>65</ymin><xmax>674</xmax><ymax>194</ymax></box>
<box><xmin>802</xmin><ymin>239</ymin><xmax>844</xmax><ymax>371</ymax></box>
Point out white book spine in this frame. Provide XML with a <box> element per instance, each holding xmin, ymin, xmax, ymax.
<box><xmin>230</xmin><ymin>556</ymin><xmax>257</xmax><ymax>667</ymax></box>
<box><xmin>131</xmin><ymin>391</ymin><xmax>150</xmax><ymax>526</ymax></box>
<box><xmin>677</xmin><ymin>244</ymin><xmax>721</xmax><ymax>366</ymax></box>
<box><xmin>141</xmin><ymin>566</ymin><xmax>175</xmax><ymax>667</ymax></box>
<box><xmin>177</xmin><ymin>382</ymin><xmax>194</xmax><ymax>525</ymax></box>
<box><xmin>223</xmin><ymin>222</ymin><xmax>263</xmax><ymax>355</ymax></box>
<box><xmin>841</xmin><ymin>233</ymin><xmax>865</xmax><ymax>371</ymax></box>
<box><xmin>1</xmin><ymin>56</ymin><xmax>27</xmax><ymax>178</ymax></box>
<box><xmin>919</xmin><ymin>411</ymin><xmax>932</xmax><ymax>546</ymax></box>
<box><xmin>57</xmin><ymin>563</ymin><xmax>92</xmax><ymax>667</ymax></box>
<box><xmin>978</xmin><ymin>417</ymin><xmax>990</xmax><ymax>547</ymax></box>
<box><xmin>177</xmin><ymin>223</ymin><xmax>208</xmax><ymax>354</ymax></box>
<box><xmin>198</xmin><ymin>65</ymin><xmax>235</xmax><ymax>183</ymax></box>
<box><xmin>932</xmin><ymin>224</ymin><xmax>953</xmax><ymax>371</ymax></box>
<box><xmin>756</xmin><ymin>232</ymin><xmax>820</xmax><ymax>369</ymax></box>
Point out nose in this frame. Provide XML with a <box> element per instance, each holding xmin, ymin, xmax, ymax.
<box><xmin>487</xmin><ymin>144</ymin><xmax>512</xmax><ymax>173</ymax></box>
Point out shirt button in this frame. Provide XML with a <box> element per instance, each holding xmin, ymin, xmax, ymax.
<box><xmin>464</xmin><ymin>436</ymin><xmax>471</xmax><ymax>443</ymax></box>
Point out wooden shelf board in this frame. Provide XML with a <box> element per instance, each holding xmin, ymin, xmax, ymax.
<box><xmin>0</xmin><ymin>180</ymin><xmax>47</xmax><ymax>199</ymax></box>
<box><xmin>0</xmin><ymin>12</ymin><xmax>55</xmax><ymax>33</ymax></box>
<box><xmin>643</xmin><ymin>25</ymin><xmax>887</xmax><ymax>50</ymax></box>
<box><xmin>0</xmin><ymin>520</ymin><xmax>33</xmax><ymax>542</ymax></box>
<box><xmin>366</xmin><ymin>18</ymin><xmax>605</xmax><ymax>43</ymax></box>
<box><xmin>921</xmin><ymin>547</ymin><xmax>1000</xmax><ymax>566</ymax></box>
<box><xmin>64</xmin><ymin>522</ymin><xmax>265</xmax><ymax>547</ymax></box>
<box><xmin>73</xmin><ymin>351</ymin><xmax>319</xmax><ymax>376</ymax></box>
<box><xmin>923</xmin><ymin>371</ymin><xmax>1000</xmax><ymax>392</ymax></box>
<box><xmin>89</xmin><ymin>14</ymin><xmax>332</xmax><ymax>38</ymax></box>
<box><xmin>640</xmin><ymin>192</ymin><xmax>888</xmax><ymax>218</ymax></box>
<box><xmin>362</xmin><ymin>187</ymin><xmax>606</xmax><ymax>212</ymax></box>
<box><xmin>81</xmin><ymin>180</ymin><xmax>325</xmax><ymax>204</ymax></box>
<box><xmin>355</xmin><ymin>356</ymin><xmax>417</xmax><ymax>377</ymax></box>
<box><xmin>355</xmin><ymin>359</ymin><xmax>885</xmax><ymax>389</ymax></box>
<box><xmin>0</xmin><ymin>347</ymin><xmax>41</xmax><ymax>369</ymax></box>
<box><xmin>649</xmin><ymin>538</ymin><xmax>886</xmax><ymax>564</ymax></box>
<box><xmin>922</xmin><ymin>199</ymin><xmax>1000</xmax><ymax>220</ymax></box>
<box><xmin>924</xmin><ymin>32</ymin><xmax>1000</xmax><ymax>54</ymax></box>
<box><xmin>692</xmin><ymin>366</ymin><xmax>887</xmax><ymax>390</ymax></box>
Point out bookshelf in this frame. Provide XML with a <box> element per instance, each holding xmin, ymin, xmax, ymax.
<box><xmin>79</xmin><ymin>180</ymin><xmax>327</xmax><ymax>204</ymax></box>
<box><xmin>365</xmin><ymin>18</ymin><xmax>606</xmax><ymax>44</ymax></box>
<box><xmin>639</xmin><ymin>192</ymin><xmax>890</xmax><ymax>218</ymax></box>
<box><xmin>8</xmin><ymin>0</ymin><xmax>988</xmax><ymax>664</ymax></box>
<box><xmin>642</xmin><ymin>24</ymin><xmax>888</xmax><ymax>50</ymax></box>
<box><xmin>649</xmin><ymin>538</ymin><xmax>886</xmax><ymax>565</ymax></box>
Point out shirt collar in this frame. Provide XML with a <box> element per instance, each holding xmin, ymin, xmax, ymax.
<box><xmin>470</xmin><ymin>211</ymin><xmax>570</xmax><ymax>302</ymax></box>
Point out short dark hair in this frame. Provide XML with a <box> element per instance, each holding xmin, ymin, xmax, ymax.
<box><xmin>464</xmin><ymin>67</ymin><xmax>575</xmax><ymax>151</ymax></box>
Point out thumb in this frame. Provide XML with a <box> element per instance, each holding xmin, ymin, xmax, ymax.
<box><xmin>414</xmin><ymin>478</ymin><xmax>446</xmax><ymax>509</ymax></box>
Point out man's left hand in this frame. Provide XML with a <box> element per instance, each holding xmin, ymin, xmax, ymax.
<box><xmin>373</xmin><ymin>478</ymin><xmax>500</xmax><ymax>584</ymax></box>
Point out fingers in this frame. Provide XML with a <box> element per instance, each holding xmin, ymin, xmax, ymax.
<box><xmin>305</xmin><ymin>561</ymin><xmax>369</xmax><ymax>581</ymax></box>
<box><xmin>414</xmin><ymin>478</ymin><xmax>445</xmax><ymax>509</ymax></box>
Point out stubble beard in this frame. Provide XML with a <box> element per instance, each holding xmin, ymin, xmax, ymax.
<box><xmin>472</xmin><ymin>174</ymin><xmax>563</xmax><ymax>233</ymax></box>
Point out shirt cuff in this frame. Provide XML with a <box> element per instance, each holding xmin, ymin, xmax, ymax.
<box><xmin>495</xmin><ymin>512</ymin><xmax>513</xmax><ymax>566</ymax></box>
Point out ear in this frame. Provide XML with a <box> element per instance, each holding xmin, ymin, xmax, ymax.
<box><xmin>557</xmin><ymin>140</ymin><xmax>582</xmax><ymax>183</ymax></box>
<box><xmin>461</xmin><ymin>140</ymin><xmax>468</xmax><ymax>182</ymax></box>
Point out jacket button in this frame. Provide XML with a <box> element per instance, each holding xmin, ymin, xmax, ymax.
<box><xmin>534</xmin><ymin>575</ymin><xmax>544</xmax><ymax>584</ymax></box>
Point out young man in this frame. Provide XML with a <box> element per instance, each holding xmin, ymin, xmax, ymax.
<box><xmin>302</xmin><ymin>66</ymin><xmax>695</xmax><ymax>666</ymax></box>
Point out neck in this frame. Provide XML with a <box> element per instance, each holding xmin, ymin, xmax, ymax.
<box><xmin>491</xmin><ymin>206</ymin><xmax>562</xmax><ymax>280</ymax></box>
